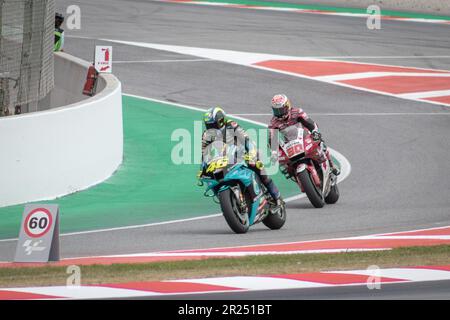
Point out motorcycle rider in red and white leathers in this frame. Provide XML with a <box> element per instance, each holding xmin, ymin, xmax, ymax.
<box><xmin>268</xmin><ymin>94</ymin><xmax>340</xmax><ymax>176</ymax></box>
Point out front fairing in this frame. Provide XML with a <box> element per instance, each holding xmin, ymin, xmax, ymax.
<box><xmin>201</xmin><ymin>163</ymin><xmax>254</xmax><ymax>195</ymax></box>
<box><xmin>201</xmin><ymin>163</ymin><xmax>266</xmax><ymax>225</ymax></box>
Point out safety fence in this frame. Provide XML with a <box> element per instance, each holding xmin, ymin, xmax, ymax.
<box><xmin>0</xmin><ymin>0</ymin><xmax>54</xmax><ymax>116</ymax></box>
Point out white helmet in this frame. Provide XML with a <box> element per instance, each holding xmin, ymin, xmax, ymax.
<box><xmin>271</xmin><ymin>94</ymin><xmax>291</xmax><ymax>118</ymax></box>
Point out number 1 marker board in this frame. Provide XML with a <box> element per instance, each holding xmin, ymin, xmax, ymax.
<box><xmin>14</xmin><ymin>204</ymin><xmax>60</xmax><ymax>262</ymax></box>
<box><xmin>94</xmin><ymin>45</ymin><xmax>112</xmax><ymax>73</ymax></box>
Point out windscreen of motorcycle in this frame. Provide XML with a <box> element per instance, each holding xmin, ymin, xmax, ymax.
<box><xmin>280</xmin><ymin>125</ymin><xmax>303</xmax><ymax>143</ymax></box>
<box><xmin>279</xmin><ymin>125</ymin><xmax>305</xmax><ymax>159</ymax></box>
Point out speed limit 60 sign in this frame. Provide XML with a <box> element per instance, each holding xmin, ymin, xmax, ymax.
<box><xmin>14</xmin><ymin>204</ymin><xmax>60</xmax><ymax>262</ymax></box>
<box><xmin>24</xmin><ymin>208</ymin><xmax>53</xmax><ymax>238</ymax></box>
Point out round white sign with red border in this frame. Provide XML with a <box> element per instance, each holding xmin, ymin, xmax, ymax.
<box><xmin>24</xmin><ymin>208</ymin><xmax>53</xmax><ymax>238</ymax></box>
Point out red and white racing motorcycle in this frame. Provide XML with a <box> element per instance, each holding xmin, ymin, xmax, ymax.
<box><xmin>277</xmin><ymin>125</ymin><xmax>339</xmax><ymax>208</ymax></box>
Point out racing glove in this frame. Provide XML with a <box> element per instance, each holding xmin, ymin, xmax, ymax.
<box><xmin>244</xmin><ymin>149</ymin><xmax>257</xmax><ymax>165</ymax></box>
<box><xmin>197</xmin><ymin>162</ymin><xmax>207</xmax><ymax>179</ymax></box>
<box><xmin>311</xmin><ymin>130</ymin><xmax>322</xmax><ymax>142</ymax></box>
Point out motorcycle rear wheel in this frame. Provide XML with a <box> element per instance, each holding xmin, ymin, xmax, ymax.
<box><xmin>298</xmin><ymin>170</ymin><xmax>325</xmax><ymax>208</ymax></box>
<box><xmin>219</xmin><ymin>188</ymin><xmax>250</xmax><ymax>234</ymax></box>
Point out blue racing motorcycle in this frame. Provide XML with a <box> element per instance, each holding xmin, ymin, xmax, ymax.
<box><xmin>198</xmin><ymin>143</ymin><xmax>286</xmax><ymax>234</ymax></box>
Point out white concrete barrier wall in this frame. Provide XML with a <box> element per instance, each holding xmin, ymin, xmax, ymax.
<box><xmin>0</xmin><ymin>53</ymin><xmax>123</xmax><ymax>208</ymax></box>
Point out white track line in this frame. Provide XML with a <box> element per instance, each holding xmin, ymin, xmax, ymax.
<box><xmin>98</xmin><ymin>248</ymin><xmax>390</xmax><ymax>258</ymax></box>
<box><xmin>172</xmin><ymin>276</ymin><xmax>327</xmax><ymax>290</ymax></box>
<box><xmin>61</xmin><ymin>38</ymin><xmax>450</xmax><ymax>60</ymax></box>
<box><xmin>332</xmin><ymin>268</ymin><xmax>450</xmax><ymax>282</ymax></box>
<box><xmin>9</xmin><ymin>286</ymin><xmax>154</xmax><ymax>299</ymax></box>
<box><xmin>230</xmin><ymin>112</ymin><xmax>450</xmax><ymax>116</ymax></box>
<box><xmin>0</xmin><ymin>94</ymin><xmax>352</xmax><ymax>243</ymax></box>
<box><xmin>399</xmin><ymin>89</ymin><xmax>450</xmax><ymax>99</ymax></box>
<box><xmin>94</xmin><ymin>40</ymin><xmax>450</xmax><ymax>108</ymax></box>
<box><xmin>55</xmin><ymin>224</ymin><xmax>450</xmax><ymax>261</ymax></box>
<box><xmin>0</xmin><ymin>213</ymin><xmax>222</xmax><ymax>243</ymax></box>
<box><xmin>297</xmin><ymin>56</ymin><xmax>450</xmax><ymax>59</ymax></box>
<box><xmin>315</xmin><ymin>72</ymin><xmax>450</xmax><ymax>82</ymax></box>
<box><xmin>113</xmin><ymin>58</ymin><xmax>213</xmax><ymax>63</ymax></box>
<box><xmin>154</xmin><ymin>225</ymin><xmax>450</xmax><ymax>254</ymax></box>
<box><xmin>355</xmin><ymin>235</ymin><xmax>450</xmax><ymax>240</ymax></box>
<box><xmin>68</xmin><ymin>35</ymin><xmax>450</xmax><ymax>73</ymax></box>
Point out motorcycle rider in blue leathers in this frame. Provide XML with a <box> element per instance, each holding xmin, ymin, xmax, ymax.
<box><xmin>199</xmin><ymin>107</ymin><xmax>282</xmax><ymax>206</ymax></box>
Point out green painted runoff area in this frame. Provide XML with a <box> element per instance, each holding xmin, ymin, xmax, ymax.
<box><xmin>0</xmin><ymin>95</ymin><xmax>335</xmax><ymax>239</ymax></box>
<box><xmin>186</xmin><ymin>0</ymin><xmax>450</xmax><ymax>20</ymax></box>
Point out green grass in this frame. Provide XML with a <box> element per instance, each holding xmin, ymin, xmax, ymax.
<box><xmin>0</xmin><ymin>95</ymin><xmax>305</xmax><ymax>239</ymax></box>
<box><xmin>1</xmin><ymin>245</ymin><xmax>449</xmax><ymax>288</ymax></box>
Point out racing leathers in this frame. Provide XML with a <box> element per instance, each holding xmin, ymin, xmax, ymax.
<box><xmin>201</xmin><ymin>119</ymin><xmax>281</xmax><ymax>202</ymax></box>
<box><xmin>268</xmin><ymin>107</ymin><xmax>340</xmax><ymax>175</ymax></box>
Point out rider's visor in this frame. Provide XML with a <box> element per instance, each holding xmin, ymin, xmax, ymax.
<box><xmin>272</xmin><ymin>105</ymin><xmax>289</xmax><ymax>118</ymax></box>
<box><xmin>205</xmin><ymin>121</ymin><xmax>219</xmax><ymax>129</ymax></box>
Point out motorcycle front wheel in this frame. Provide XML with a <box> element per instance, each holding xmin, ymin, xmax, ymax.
<box><xmin>219</xmin><ymin>188</ymin><xmax>250</xmax><ymax>234</ymax></box>
<box><xmin>263</xmin><ymin>202</ymin><xmax>286</xmax><ymax>230</ymax></box>
<box><xmin>325</xmin><ymin>183</ymin><xmax>339</xmax><ymax>204</ymax></box>
<box><xmin>297</xmin><ymin>170</ymin><xmax>325</xmax><ymax>208</ymax></box>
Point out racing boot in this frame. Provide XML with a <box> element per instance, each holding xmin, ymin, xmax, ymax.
<box><xmin>265</xmin><ymin>179</ymin><xmax>282</xmax><ymax>206</ymax></box>
<box><xmin>325</xmin><ymin>149</ymin><xmax>340</xmax><ymax>176</ymax></box>
<box><xmin>265</xmin><ymin>180</ymin><xmax>285</xmax><ymax>217</ymax></box>
<box><xmin>253</xmin><ymin>164</ymin><xmax>283</xmax><ymax>206</ymax></box>
<box><xmin>330</xmin><ymin>164</ymin><xmax>340</xmax><ymax>176</ymax></box>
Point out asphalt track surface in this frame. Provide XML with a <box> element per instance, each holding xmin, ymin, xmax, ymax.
<box><xmin>136</xmin><ymin>279</ymin><xmax>450</xmax><ymax>300</ymax></box>
<box><xmin>1</xmin><ymin>1</ymin><xmax>450</xmax><ymax>263</ymax></box>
